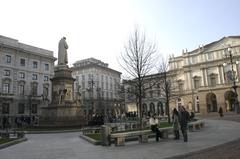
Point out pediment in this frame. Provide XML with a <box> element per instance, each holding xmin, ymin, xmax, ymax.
<box><xmin>203</xmin><ymin>37</ymin><xmax>240</xmax><ymax>53</ymax></box>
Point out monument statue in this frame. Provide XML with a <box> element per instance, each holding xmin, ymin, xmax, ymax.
<box><xmin>40</xmin><ymin>37</ymin><xmax>85</xmax><ymax>127</ymax></box>
<box><xmin>58</xmin><ymin>37</ymin><xmax>68</xmax><ymax>65</ymax></box>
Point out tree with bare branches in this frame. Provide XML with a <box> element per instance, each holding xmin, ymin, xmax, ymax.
<box><xmin>119</xmin><ymin>28</ymin><xmax>157</xmax><ymax>129</ymax></box>
<box><xmin>158</xmin><ymin>57</ymin><xmax>178</xmax><ymax>123</ymax></box>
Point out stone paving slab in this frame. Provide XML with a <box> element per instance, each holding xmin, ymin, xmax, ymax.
<box><xmin>0</xmin><ymin>119</ymin><xmax>240</xmax><ymax>159</ymax></box>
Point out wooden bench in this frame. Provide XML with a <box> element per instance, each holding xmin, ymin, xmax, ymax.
<box><xmin>188</xmin><ymin>120</ymin><xmax>205</xmax><ymax>132</ymax></box>
<box><xmin>110</xmin><ymin>127</ymin><xmax>173</xmax><ymax>146</ymax></box>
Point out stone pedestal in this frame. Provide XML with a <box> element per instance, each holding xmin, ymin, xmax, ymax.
<box><xmin>40</xmin><ymin>65</ymin><xmax>85</xmax><ymax>127</ymax></box>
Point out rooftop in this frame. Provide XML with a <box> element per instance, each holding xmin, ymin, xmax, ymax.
<box><xmin>73</xmin><ymin>57</ymin><xmax>109</xmax><ymax>68</ymax></box>
<box><xmin>0</xmin><ymin>35</ymin><xmax>54</xmax><ymax>57</ymax></box>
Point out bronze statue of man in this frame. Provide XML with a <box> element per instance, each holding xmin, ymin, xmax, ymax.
<box><xmin>58</xmin><ymin>37</ymin><xmax>69</xmax><ymax>65</ymax></box>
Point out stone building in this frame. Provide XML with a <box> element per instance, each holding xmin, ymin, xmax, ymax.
<box><xmin>0</xmin><ymin>35</ymin><xmax>56</xmax><ymax>126</ymax></box>
<box><xmin>168</xmin><ymin>36</ymin><xmax>240</xmax><ymax>114</ymax></box>
<box><xmin>123</xmin><ymin>73</ymin><xmax>166</xmax><ymax>117</ymax></box>
<box><xmin>71</xmin><ymin>58</ymin><xmax>122</xmax><ymax>119</ymax></box>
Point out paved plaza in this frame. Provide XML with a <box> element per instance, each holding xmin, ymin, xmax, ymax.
<box><xmin>1</xmin><ymin>119</ymin><xmax>240</xmax><ymax>159</ymax></box>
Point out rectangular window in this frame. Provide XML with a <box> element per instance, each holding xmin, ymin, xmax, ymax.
<box><xmin>149</xmin><ymin>91</ymin><xmax>153</xmax><ymax>98</ymax></box>
<box><xmin>31</xmin><ymin>83</ymin><xmax>38</xmax><ymax>96</ymax></box>
<box><xmin>106</xmin><ymin>82</ymin><xmax>108</xmax><ymax>90</ymax></box>
<box><xmin>4</xmin><ymin>70</ymin><xmax>10</xmax><ymax>76</ymax></box>
<box><xmin>106</xmin><ymin>92</ymin><xmax>109</xmax><ymax>99</ymax></box>
<box><xmin>158</xmin><ymin>90</ymin><xmax>161</xmax><ymax>97</ymax></box>
<box><xmin>33</xmin><ymin>61</ymin><xmax>38</xmax><ymax>69</ymax></box>
<box><xmin>5</xmin><ymin>55</ymin><xmax>11</xmax><ymax>63</ymax></box>
<box><xmin>102</xmin><ymin>82</ymin><xmax>104</xmax><ymax>89</ymax></box>
<box><xmin>2</xmin><ymin>103</ymin><xmax>10</xmax><ymax>114</ymax></box>
<box><xmin>18</xmin><ymin>103</ymin><xmax>25</xmax><ymax>114</ymax></box>
<box><xmin>44</xmin><ymin>76</ymin><xmax>49</xmax><ymax>81</ymax></box>
<box><xmin>3</xmin><ymin>83</ymin><xmax>10</xmax><ymax>94</ymax></box>
<box><xmin>179</xmin><ymin>83</ymin><xmax>183</xmax><ymax>92</ymax></box>
<box><xmin>82</xmin><ymin>75</ymin><xmax>85</xmax><ymax>81</ymax></box>
<box><xmin>31</xmin><ymin>104</ymin><xmax>38</xmax><ymax>114</ymax></box>
<box><xmin>32</xmin><ymin>74</ymin><xmax>38</xmax><ymax>80</ymax></box>
<box><xmin>207</xmin><ymin>52</ymin><xmax>213</xmax><ymax>61</ymax></box>
<box><xmin>82</xmin><ymin>82</ymin><xmax>85</xmax><ymax>89</ymax></box>
<box><xmin>19</xmin><ymin>72</ymin><xmax>25</xmax><ymax>79</ymax></box>
<box><xmin>18</xmin><ymin>84</ymin><xmax>24</xmax><ymax>95</ymax></box>
<box><xmin>44</xmin><ymin>63</ymin><xmax>49</xmax><ymax>71</ymax></box>
<box><xmin>194</xmin><ymin>79</ymin><xmax>200</xmax><ymax>89</ymax></box>
<box><xmin>43</xmin><ymin>87</ymin><xmax>49</xmax><ymax>98</ymax></box>
<box><xmin>210</xmin><ymin>77</ymin><xmax>216</xmax><ymax>87</ymax></box>
<box><xmin>110</xmin><ymin>92</ymin><xmax>113</xmax><ymax>99</ymax></box>
<box><xmin>20</xmin><ymin>58</ymin><xmax>25</xmax><ymax>66</ymax></box>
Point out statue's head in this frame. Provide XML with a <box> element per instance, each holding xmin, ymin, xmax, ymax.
<box><xmin>63</xmin><ymin>37</ymin><xmax>66</xmax><ymax>40</ymax></box>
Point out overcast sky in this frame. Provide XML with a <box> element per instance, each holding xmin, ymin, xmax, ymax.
<box><xmin>1</xmin><ymin>0</ymin><xmax>240</xmax><ymax>73</ymax></box>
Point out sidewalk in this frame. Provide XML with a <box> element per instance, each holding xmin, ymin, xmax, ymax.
<box><xmin>1</xmin><ymin>119</ymin><xmax>240</xmax><ymax>159</ymax></box>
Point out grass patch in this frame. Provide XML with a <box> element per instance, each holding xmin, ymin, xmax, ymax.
<box><xmin>85</xmin><ymin>133</ymin><xmax>101</xmax><ymax>141</ymax></box>
<box><xmin>159</xmin><ymin>122</ymin><xmax>172</xmax><ymax>128</ymax></box>
<box><xmin>0</xmin><ymin>138</ymin><xmax>15</xmax><ymax>145</ymax></box>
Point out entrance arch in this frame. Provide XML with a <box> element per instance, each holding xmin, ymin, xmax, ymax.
<box><xmin>157</xmin><ymin>102</ymin><xmax>164</xmax><ymax>116</ymax></box>
<box><xmin>224</xmin><ymin>91</ymin><xmax>236</xmax><ymax>111</ymax></box>
<box><xmin>206</xmin><ymin>93</ymin><xmax>218</xmax><ymax>112</ymax></box>
<box><xmin>150</xmin><ymin>103</ymin><xmax>155</xmax><ymax>115</ymax></box>
<box><xmin>142</xmin><ymin>103</ymin><xmax>148</xmax><ymax>116</ymax></box>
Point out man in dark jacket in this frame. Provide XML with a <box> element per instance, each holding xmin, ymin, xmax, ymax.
<box><xmin>179</xmin><ymin>106</ymin><xmax>190</xmax><ymax>142</ymax></box>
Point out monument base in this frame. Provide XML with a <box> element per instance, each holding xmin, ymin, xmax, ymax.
<box><xmin>40</xmin><ymin>105</ymin><xmax>86</xmax><ymax>127</ymax></box>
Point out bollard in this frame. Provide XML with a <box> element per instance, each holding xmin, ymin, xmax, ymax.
<box><xmin>101</xmin><ymin>125</ymin><xmax>111</xmax><ymax>146</ymax></box>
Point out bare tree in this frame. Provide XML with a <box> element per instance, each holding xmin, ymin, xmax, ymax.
<box><xmin>158</xmin><ymin>57</ymin><xmax>178</xmax><ymax>123</ymax></box>
<box><xmin>119</xmin><ymin>28</ymin><xmax>157</xmax><ymax>129</ymax></box>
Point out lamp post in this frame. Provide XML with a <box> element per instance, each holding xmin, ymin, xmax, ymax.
<box><xmin>223</xmin><ymin>46</ymin><xmax>240</xmax><ymax>114</ymax></box>
<box><xmin>87</xmin><ymin>78</ymin><xmax>95</xmax><ymax>120</ymax></box>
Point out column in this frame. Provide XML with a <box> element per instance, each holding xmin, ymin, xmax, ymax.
<box><xmin>201</xmin><ymin>68</ymin><xmax>206</xmax><ymax>87</ymax></box>
<box><xmin>218</xmin><ymin>65</ymin><xmax>223</xmax><ymax>84</ymax></box>
<box><xmin>204</xmin><ymin>68</ymin><xmax>209</xmax><ymax>86</ymax></box>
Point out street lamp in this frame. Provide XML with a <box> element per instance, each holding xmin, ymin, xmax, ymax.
<box><xmin>223</xmin><ymin>46</ymin><xmax>240</xmax><ymax>113</ymax></box>
<box><xmin>88</xmin><ymin>78</ymin><xmax>95</xmax><ymax>116</ymax></box>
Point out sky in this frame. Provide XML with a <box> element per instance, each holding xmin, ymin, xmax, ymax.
<box><xmin>1</xmin><ymin>0</ymin><xmax>240</xmax><ymax>74</ymax></box>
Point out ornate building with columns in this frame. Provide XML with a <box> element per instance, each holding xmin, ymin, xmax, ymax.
<box><xmin>168</xmin><ymin>36</ymin><xmax>240</xmax><ymax>114</ymax></box>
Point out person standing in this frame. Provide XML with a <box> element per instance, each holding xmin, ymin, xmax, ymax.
<box><xmin>218</xmin><ymin>106</ymin><xmax>224</xmax><ymax>117</ymax></box>
<box><xmin>172</xmin><ymin>108</ymin><xmax>180</xmax><ymax>140</ymax></box>
<box><xmin>179</xmin><ymin>106</ymin><xmax>190</xmax><ymax>142</ymax></box>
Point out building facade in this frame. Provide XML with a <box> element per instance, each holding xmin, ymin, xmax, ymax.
<box><xmin>71</xmin><ymin>58</ymin><xmax>122</xmax><ymax>119</ymax></box>
<box><xmin>0</xmin><ymin>35</ymin><xmax>56</xmax><ymax>126</ymax></box>
<box><xmin>168</xmin><ymin>36</ymin><xmax>240</xmax><ymax>114</ymax></box>
<box><xmin>123</xmin><ymin>73</ymin><xmax>166</xmax><ymax>117</ymax></box>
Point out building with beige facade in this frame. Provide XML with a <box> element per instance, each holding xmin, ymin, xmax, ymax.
<box><xmin>168</xmin><ymin>36</ymin><xmax>240</xmax><ymax>114</ymax></box>
<box><xmin>0</xmin><ymin>35</ymin><xmax>56</xmax><ymax>126</ymax></box>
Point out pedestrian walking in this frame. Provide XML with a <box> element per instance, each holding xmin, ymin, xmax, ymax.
<box><xmin>179</xmin><ymin>106</ymin><xmax>190</xmax><ymax>142</ymax></box>
<box><xmin>218</xmin><ymin>106</ymin><xmax>224</xmax><ymax>117</ymax></box>
<box><xmin>172</xmin><ymin>108</ymin><xmax>180</xmax><ymax>140</ymax></box>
